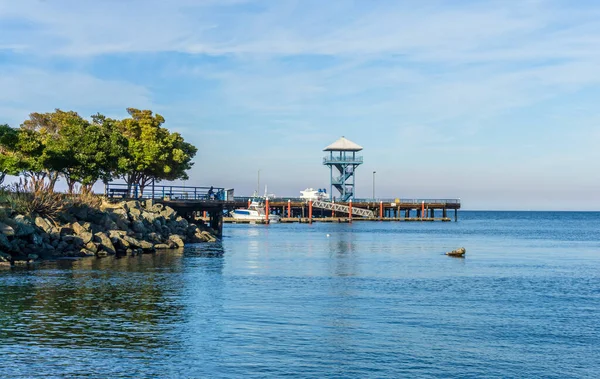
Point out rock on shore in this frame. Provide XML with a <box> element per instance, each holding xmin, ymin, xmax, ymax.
<box><xmin>0</xmin><ymin>199</ymin><xmax>217</xmax><ymax>266</ymax></box>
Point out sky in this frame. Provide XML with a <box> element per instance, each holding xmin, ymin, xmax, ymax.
<box><xmin>1</xmin><ymin>0</ymin><xmax>600</xmax><ymax>210</ymax></box>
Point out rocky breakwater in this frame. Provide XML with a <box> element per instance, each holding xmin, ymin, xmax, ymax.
<box><xmin>0</xmin><ymin>199</ymin><xmax>217</xmax><ymax>267</ymax></box>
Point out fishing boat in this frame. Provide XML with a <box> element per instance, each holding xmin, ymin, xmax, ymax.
<box><xmin>230</xmin><ymin>198</ymin><xmax>281</xmax><ymax>223</ymax></box>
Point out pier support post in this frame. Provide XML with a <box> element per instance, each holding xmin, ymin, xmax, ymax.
<box><xmin>248</xmin><ymin>199</ymin><xmax>251</xmax><ymax>209</ymax></box>
<box><xmin>287</xmin><ymin>199</ymin><xmax>291</xmax><ymax>218</ymax></box>
<box><xmin>309</xmin><ymin>200</ymin><xmax>313</xmax><ymax>222</ymax></box>
<box><xmin>379</xmin><ymin>201</ymin><xmax>383</xmax><ymax>219</ymax></box>
<box><xmin>209</xmin><ymin>210</ymin><xmax>223</xmax><ymax>238</ymax></box>
<box><xmin>443</xmin><ymin>208</ymin><xmax>447</xmax><ymax>218</ymax></box>
<box><xmin>421</xmin><ymin>201</ymin><xmax>425</xmax><ymax>220</ymax></box>
<box><xmin>265</xmin><ymin>198</ymin><xmax>269</xmax><ymax>223</ymax></box>
<box><xmin>349</xmin><ymin>200</ymin><xmax>353</xmax><ymax>222</ymax></box>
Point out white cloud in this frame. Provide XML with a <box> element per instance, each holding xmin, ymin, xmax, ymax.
<box><xmin>0</xmin><ymin>67</ymin><xmax>152</xmax><ymax>124</ymax></box>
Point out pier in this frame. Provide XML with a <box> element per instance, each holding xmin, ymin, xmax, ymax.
<box><xmin>104</xmin><ymin>183</ymin><xmax>461</xmax><ymax>237</ymax></box>
<box><xmin>230</xmin><ymin>197</ymin><xmax>460</xmax><ymax>222</ymax></box>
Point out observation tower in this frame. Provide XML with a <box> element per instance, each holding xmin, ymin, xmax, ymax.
<box><xmin>323</xmin><ymin>136</ymin><xmax>363</xmax><ymax>202</ymax></box>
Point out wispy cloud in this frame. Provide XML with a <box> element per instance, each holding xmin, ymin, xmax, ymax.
<box><xmin>2</xmin><ymin>0</ymin><xmax>600</xmax><ymax>208</ymax></box>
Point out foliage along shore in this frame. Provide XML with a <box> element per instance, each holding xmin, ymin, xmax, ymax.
<box><xmin>0</xmin><ymin>198</ymin><xmax>217</xmax><ymax>268</ymax></box>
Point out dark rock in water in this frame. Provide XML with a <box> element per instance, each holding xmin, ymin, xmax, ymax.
<box><xmin>169</xmin><ymin>234</ymin><xmax>185</xmax><ymax>248</ymax></box>
<box><xmin>446</xmin><ymin>247</ymin><xmax>466</xmax><ymax>257</ymax></box>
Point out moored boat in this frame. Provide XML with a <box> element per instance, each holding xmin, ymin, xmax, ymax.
<box><xmin>230</xmin><ymin>199</ymin><xmax>281</xmax><ymax>223</ymax></box>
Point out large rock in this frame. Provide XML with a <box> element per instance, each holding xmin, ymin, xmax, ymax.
<box><xmin>9</xmin><ymin>216</ymin><xmax>35</xmax><ymax>237</ymax></box>
<box><xmin>150</xmin><ymin>203</ymin><xmax>164</xmax><ymax>213</ymax></box>
<box><xmin>446</xmin><ymin>247</ymin><xmax>466</xmax><ymax>257</ymax></box>
<box><xmin>138</xmin><ymin>240</ymin><xmax>154</xmax><ymax>251</ymax></box>
<box><xmin>160</xmin><ymin>206</ymin><xmax>177</xmax><ymax>220</ymax></box>
<box><xmin>126</xmin><ymin>200</ymin><xmax>141</xmax><ymax>211</ymax></box>
<box><xmin>129</xmin><ymin>208</ymin><xmax>142</xmax><ymax>220</ymax></box>
<box><xmin>79</xmin><ymin>248</ymin><xmax>96</xmax><ymax>257</ymax></box>
<box><xmin>141</xmin><ymin>211</ymin><xmax>158</xmax><ymax>223</ymax></box>
<box><xmin>80</xmin><ymin>232</ymin><xmax>93</xmax><ymax>244</ymax></box>
<box><xmin>0</xmin><ymin>251</ymin><xmax>12</xmax><ymax>262</ymax></box>
<box><xmin>34</xmin><ymin>217</ymin><xmax>54</xmax><ymax>233</ymax></box>
<box><xmin>0</xmin><ymin>222</ymin><xmax>14</xmax><ymax>236</ymax></box>
<box><xmin>144</xmin><ymin>199</ymin><xmax>154</xmax><ymax>209</ymax></box>
<box><xmin>94</xmin><ymin>232</ymin><xmax>116</xmax><ymax>255</ymax></box>
<box><xmin>0</xmin><ymin>234</ymin><xmax>11</xmax><ymax>251</ymax></box>
<box><xmin>31</xmin><ymin>233</ymin><xmax>43</xmax><ymax>246</ymax></box>
<box><xmin>168</xmin><ymin>234</ymin><xmax>185</xmax><ymax>248</ymax></box>
<box><xmin>131</xmin><ymin>220</ymin><xmax>147</xmax><ymax>234</ymax></box>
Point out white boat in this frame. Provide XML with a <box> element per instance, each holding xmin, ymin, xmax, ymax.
<box><xmin>300</xmin><ymin>187</ymin><xmax>330</xmax><ymax>201</ymax></box>
<box><xmin>230</xmin><ymin>199</ymin><xmax>281</xmax><ymax>223</ymax></box>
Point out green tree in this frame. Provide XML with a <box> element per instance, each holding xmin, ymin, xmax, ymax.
<box><xmin>0</xmin><ymin>124</ymin><xmax>22</xmax><ymax>185</ymax></box>
<box><xmin>117</xmin><ymin>108</ymin><xmax>197</xmax><ymax>194</ymax></box>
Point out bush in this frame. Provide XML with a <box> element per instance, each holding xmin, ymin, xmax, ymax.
<box><xmin>3</xmin><ymin>179</ymin><xmax>68</xmax><ymax>222</ymax></box>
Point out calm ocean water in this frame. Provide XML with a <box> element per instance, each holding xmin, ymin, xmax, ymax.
<box><xmin>1</xmin><ymin>211</ymin><xmax>599</xmax><ymax>378</ymax></box>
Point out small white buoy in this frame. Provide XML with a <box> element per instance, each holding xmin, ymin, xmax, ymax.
<box><xmin>326</xmin><ymin>234</ymin><xmax>330</xmax><ymax>237</ymax></box>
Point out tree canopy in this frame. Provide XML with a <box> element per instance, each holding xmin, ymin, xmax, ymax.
<box><xmin>0</xmin><ymin>108</ymin><xmax>198</xmax><ymax>194</ymax></box>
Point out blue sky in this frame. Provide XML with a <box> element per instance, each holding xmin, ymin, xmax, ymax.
<box><xmin>1</xmin><ymin>0</ymin><xmax>600</xmax><ymax>210</ymax></box>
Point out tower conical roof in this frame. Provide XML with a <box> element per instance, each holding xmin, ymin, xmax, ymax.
<box><xmin>323</xmin><ymin>136</ymin><xmax>363</xmax><ymax>151</ymax></box>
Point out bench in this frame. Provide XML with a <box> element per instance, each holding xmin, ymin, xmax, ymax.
<box><xmin>108</xmin><ymin>188</ymin><xmax>130</xmax><ymax>198</ymax></box>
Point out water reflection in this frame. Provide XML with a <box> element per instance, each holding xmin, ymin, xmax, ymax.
<box><xmin>327</xmin><ymin>231</ymin><xmax>358</xmax><ymax>277</ymax></box>
<box><xmin>0</xmin><ymin>251</ymin><xmax>189</xmax><ymax>353</ymax></box>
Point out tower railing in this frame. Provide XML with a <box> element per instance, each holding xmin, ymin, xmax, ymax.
<box><xmin>323</xmin><ymin>156</ymin><xmax>363</xmax><ymax>164</ymax></box>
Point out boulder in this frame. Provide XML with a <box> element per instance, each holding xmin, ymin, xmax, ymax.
<box><xmin>160</xmin><ymin>206</ymin><xmax>177</xmax><ymax>220</ymax></box>
<box><xmin>31</xmin><ymin>233</ymin><xmax>43</xmax><ymax>246</ymax></box>
<box><xmin>129</xmin><ymin>208</ymin><xmax>142</xmax><ymax>220</ymax></box>
<box><xmin>0</xmin><ymin>234</ymin><xmax>11</xmax><ymax>251</ymax></box>
<box><xmin>144</xmin><ymin>199</ymin><xmax>154</xmax><ymax>209</ymax></box>
<box><xmin>79</xmin><ymin>232</ymin><xmax>93</xmax><ymax>245</ymax></box>
<box><xmin>0</xmin><ymin>222</ymin><xmax>15</xmax><ymax>236</ymax></box>
<box><xmin>0</xmin><ymin>261</ymin><xmax>11</xmax><ymax>268</ymax></box>
<box><xmin>151</xmin><ymin>203</ymin><xmax>164</xmax><ymax>213</ymax></box>
<box><xmin>59</xmin><ymin>226</ymin><xmax>74</xmax><ymax>236</ymax></box>
<box><xmin>94</xmin><ymin>232</ymin><xmax>116</xmax><ymax>255</ymax></box>
<box><xmin>154</xmin><ymin>243</ymin><xmax>170</xmax><ymax>249</ymax></box>
<box><xmin>71</xmin><ymin>205</ymin><xmax>88</xmax><ymax>220</ymax></box>
<box><xmin>96</xmin><ymin>250</ymin><xmax>108</xmax><ymax>258</ymax></box>
<box><xmin>55</xmin><ymin>241</ymin><xmax>69</xmax><ymax>252</ymax></box>
<box><xmin>34</xmin><ymin>217</ymin><xmax>54</xmax><ymax>234</ymax></box>
<box><xmin>138</xmin><ymin>240</ymin><xmax>154</xmax><ymax>251</ymax></box>
<box><xmin>131</xmin><ymin>220</ymin><xmax>147</xmax><ymax>234</ymax></box>
<box><xmin>8</xmin><ymin>216</ymin><xmax>35</xmax><ymax>237</ymax></box>
<box><xmin>146</xmin><ymin>232</ymin><xmax>163</xmax><ymax>244</ymax></box>
<box><xmin>79</xmin><ymin>248</ymin><xmax>96</xmax><ymax>257</ymax></box>
<box><xmin>446</xmin><ymin>247</ymin><xmax>466</xmax><ymax>257</ymax></box>
<box><xmin>27</xmin><ymin>254</ymin><xmax>39</xmax><ymax>260</ymax></box>
<box><xmin>72</xmin><ymin>222</ymin><xmax>86</xmax><ymax>235</ymax></box>
<box><xmin>168</xmin><ymin>234</ymin><xmax>185</xmax><ymax>248</ymax></box>
<box><xmin>126</xmin><ymin>200</ymin><xmax>141</xmax><ymax>210</ymax></box>
<box><xmin>85</xmin><ymin>241</ymin><xmax>98</xmax><ymax>253</ymax></box>
<box><xmin>0</xmin><ymin>251</ymin><xmax>12</xmax><ymax>262</ymax></box>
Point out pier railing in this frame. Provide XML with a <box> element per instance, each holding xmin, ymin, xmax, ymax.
<box><xmin>233</xmin><ymin>196</ymin><xmax>460</xmax><ymax>206</ymax></box>
<box><xmin>105</xmin><ymin>183</ymin><xmax>233</xmax><ymax>201</ymax></box>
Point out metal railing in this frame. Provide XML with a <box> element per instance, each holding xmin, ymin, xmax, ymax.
<box><xmin>105</xmin><ymin>183</ymin><xmax>233</xmax><ymax>201</ymax></box>
<box><xmin>323</xmin><ymin>156</ymin><xmax>363</xmax><ymax>164</ymax></box>
<box><xmin>233</xmin><ymin>196</ymin><xmax>460</xmax><ymax>206</ymax></box>
<box><xmin>312</xmin><ymin>200</ymin><xmax>374</xmax><ymax>217</ymax></box>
